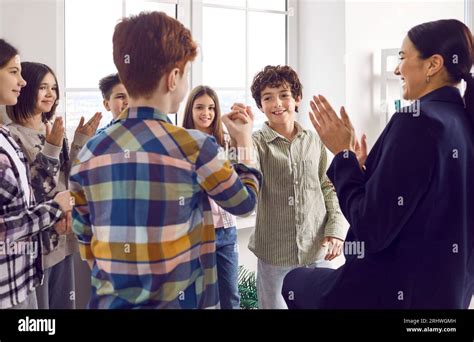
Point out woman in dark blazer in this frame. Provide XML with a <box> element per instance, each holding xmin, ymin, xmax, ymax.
<box><xmin>283</xmin><ymin>19</ymin><xmax>474</xmax><ymax>309</ymax></box>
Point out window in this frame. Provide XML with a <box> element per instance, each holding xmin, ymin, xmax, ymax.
<box><xmin>193</xmin><ymin>0</ymin><xmax>293</xmax><ymax>130</ymax></box>
<box><xmin>64</xmin><ymin>0</ymin><xmax>295</xmax><ymax>136</ymax></box>
<box><xmin>64</xmin><ymin>0</ymin><xmax>178</xmax><ymax>138</ymax></box>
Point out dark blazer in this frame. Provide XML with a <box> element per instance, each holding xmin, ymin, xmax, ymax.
<box><xmin>286</xmin><ymin>86</ymin><xmax>474</xmax><ymax>309</ymax></box>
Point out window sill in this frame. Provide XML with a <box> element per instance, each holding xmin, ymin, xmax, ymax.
<box><xmin>236</xmin><ymin>212</ymin><xmax>256</xmax><ymax>230</ymax></box>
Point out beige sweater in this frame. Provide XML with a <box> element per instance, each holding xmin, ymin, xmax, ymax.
<box><xmin>8</xmin><ymin>123</ymin><xmax>89</xmax><ymax>269</ymax></box>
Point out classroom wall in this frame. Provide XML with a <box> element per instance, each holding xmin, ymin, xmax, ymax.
<box><xmin>297</xmin><ymin>0</ymin><xmax>347</xmax><ymax>132</ymax></box>
<box><xmin>0</xmin><ymin>0</ymin><xmax>66</xmax><ymax>124</ymax></box>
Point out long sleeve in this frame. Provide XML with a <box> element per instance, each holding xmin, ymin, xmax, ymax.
<box><xmin>8</xmin><ymin>127</ymin><xmax>62</xmax><ymax>200</ymax></box>
<box><xmin>69</xmin><ymin>133</ymin><xmax>93</xmax><ymax>262</ymax></box>
<box><xmin>318</xmin><ymin>139</ymin><xmax>348</xmax><ymax>240</ymax></box>
<box><xmin>196</xmin><ymin>136</ymin><xmax>262</xmax><ymax>217</ymax></box>
<box><xmin>69</xmin><ymin>168</ymin><xmax>94</xmax><ymax>262</ymax></box>
<box><xmin>327</xmin><ymin>114</ymin><xmax>437</xmax><ymax>253</ymax></box>
<box><xmin>251</xmin><ymin>138</ymin><xmax>261</xmax><ymax>172</ymax></box>
<box><xmin>67</xmin><ymin>132</ymin><xmax>89</xmax><ymax>175</ymax></box>
<box><xmin>29</xmin><ymin>141</ymin><xmax>62</xmax><ymax>199</ymax></box>
<box><xmin>0</xmin><ymin>156</ymin><xmax>63</xmax><ymax>242</ymax></box>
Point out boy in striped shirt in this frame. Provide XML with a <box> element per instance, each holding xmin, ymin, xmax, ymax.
<box><xmin>231</xmin><ymin>65</ymin><xmax>348</xmax><ymax>309</ymax></box>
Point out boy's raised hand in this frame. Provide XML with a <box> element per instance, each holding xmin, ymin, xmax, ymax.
<box><xmin>222</xmin><ymin>103</ymin><xmax>254</xmax><ymax>142</ymax></box>
<box><xmin>75</xmin><ymin>112</ymin><xmax>103</xmax><ymax>138</ymax></box>
<box><xmin>45</xmin><ymin>116</ymin><xmax>65</xmax><ymax>147</ymax></box>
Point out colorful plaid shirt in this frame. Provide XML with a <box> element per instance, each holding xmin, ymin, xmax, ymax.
<box><xmin>70</xmin><ymin>107</ymin><xmax>261</xmax><ymax>309</ymax></box>
<box><xmin>0</xmin><ymin>125</ymin><xmax>63</xmax><ymax>308</ymax></box>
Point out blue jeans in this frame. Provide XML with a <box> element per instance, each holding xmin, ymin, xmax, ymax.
<box><xmin>215</xmin><ymin>227</ymin><xmax>240</xmax><ymax>309</ymax></box>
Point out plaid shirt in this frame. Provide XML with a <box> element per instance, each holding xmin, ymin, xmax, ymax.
<box><xmin>70</xmin><ymin>107</ymin><xmax>261</xmax><ymax>309</ymax></box>
<box><xmin>0</xmin><ymin>126</ymin><xmax>63</xmax><ymax>308</ymax></box>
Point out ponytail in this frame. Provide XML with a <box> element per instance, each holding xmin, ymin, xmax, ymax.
<box><xmin>463</xmin><ymin>73</ymin><xmax>474</xmax><ymax>127</ymax></box>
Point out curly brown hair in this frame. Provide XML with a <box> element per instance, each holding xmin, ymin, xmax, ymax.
<box><xmin>251</xmin><ymin>65</ymin><xmax>303</xmax><ymax>112</ymax></box>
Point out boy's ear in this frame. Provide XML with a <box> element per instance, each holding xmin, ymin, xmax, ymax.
<box><xmin>167</xmin><ymin>67</ymin><xmax>180</xmax><ymax>92</ymax></box>
<box><xmin>295</xmin><ymin>95</ymin><xmax>302</xmax><ymax>106</ymax></box>
<box><xmin>103</xmin><ymin>99</ymin><xmax>111</xmax><ymax>111</ymax></box>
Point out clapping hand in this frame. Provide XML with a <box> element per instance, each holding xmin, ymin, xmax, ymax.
<box><xmin>75</xmin><ymin>112</ymin><xmax>102</xmax><ymax>138</ymax></box>
<box><xmin>309</xmin><ymin>95</ymin><xmax>355</xmax><ymax>155</ymax></box>
<box><xmin>45</xmin><ymin>117</ymin><xmax>65</xmax><ymax>147</ymax></box>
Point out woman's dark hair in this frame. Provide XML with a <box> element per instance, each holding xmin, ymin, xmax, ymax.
<box><xmin>6</xmin><ymin>62</ymin><xmax>59</xmax><ymax>123</ymax></box>
<box><xmin>0</xmin><ymin>39</ymin><xmax>18</xmax><ymax>69</ymax></box>
<box><xmin>182</xmin><ymin>85</ymin><xmax>225</xmax><ymax>147</ymax></box>
<box><xmin>408</xmin><ymin>19</ymin><xmax>474</xmax><ymax>124</ymax></box>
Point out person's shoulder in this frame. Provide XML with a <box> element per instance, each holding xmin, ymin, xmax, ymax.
<box><xmin>170</xmin><ymin>125</ymin><xmax>213</xmax><ymax>147</ymax></box>
<box><xmin>304</xmin><ymin>128</ymin><xmax>321</xmax><ymax>142</ymax></box>
<box><xmin>5</xmin><ymin>122</ymin><xmax>21</xmax><ymax>136</ymax></box>
<box><xmin>79</xmin><ymin>127</ymin><xmax>113</xmax><ymax>162</ymax></box>
<box><xmin>168</xmin><ymin>126</ymin><xmax>222</xmax><ymax>163</ymax></box>
<box><xmin>389</xmin><ymin>108</ymin><xmax>442</xmax><ymax>145</ymax></box>
<box><xmin>251</xmin><ymin>128</ymin><xmax>266</xmax><ymax>145</ymax></box>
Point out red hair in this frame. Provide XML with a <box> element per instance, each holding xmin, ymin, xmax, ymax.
<box><xmin>113</xmin><ymin>11</ymin><xmax>197</xmax><ymax>98</ymax></box>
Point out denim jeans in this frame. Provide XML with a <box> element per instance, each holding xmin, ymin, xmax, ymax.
<box><xmin>257</xmin><ymin>259</ymin><xmax>329</xmax><ymax>309</ymax></box>
<box><xmin>257</xmin><ymin>259</ymin><xmax>298</xmax><ymax>309</ymax></box>
<box><xmin>215</xmin><ymin>226</ymin><xmax>240</xmax><ymax>309</ymax></box>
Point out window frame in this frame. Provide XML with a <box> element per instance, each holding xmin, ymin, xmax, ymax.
<box><xmin>62</xmin><ymin>0</ymin><xmax>183</xmax><ymax>131</ymax></box>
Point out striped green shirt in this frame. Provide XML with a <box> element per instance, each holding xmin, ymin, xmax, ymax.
<box><xmin>249</xmin><ymin>121</ymin><xmax>348</xmax><ymax>266</ymax></box>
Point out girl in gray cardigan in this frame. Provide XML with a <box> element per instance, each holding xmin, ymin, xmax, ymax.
<box><xmin>6</xmin><ymin>62</ymin><xmax>101</xmax><ymax>309</ymax></box>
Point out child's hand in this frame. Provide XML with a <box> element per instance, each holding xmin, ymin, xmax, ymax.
<box><xmin>322</xmin><ymin>236</ymin><xmax>344</xmax><ymax>261</ymax></box>
<box><xmin>222</xmin><ymin>103</ymin><xmax>254</xmax><ymax>142</ymax></box>
<box><xmin>75</xmin><ymin>112</ymin><xmax>102</xmax><ymax>137</ymax></box>
<box><xmin>53</xmin><ymin>190</ymin><xmax>73</xmax><ymax>213</ymax></box>
<box><xmin>45</xmin><ymin>116</ymin><xmax>65</xmax><ymax>147</ymax></box>
<box><xmin>54</xmin><ymin>211</ymin><xmax>72</xmax><ymax>235</ymax></box>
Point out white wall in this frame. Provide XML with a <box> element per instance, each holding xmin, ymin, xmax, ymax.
<box><xmin>344</xmin><ymin>0</ymin><xmax>464</xmax><ymax>146</ymax></box>
<box><xmin>0</xmin><ymin>0</ymin><xmax>3</xmax><ymax>37</ymax></box>
<box><xmin>0</xmin><ymin>0</ymin><xmax>66</xmax><ymax>124</ymax></box>
<box><xmin>1</xmin><ymin>0</ymin><xmax>60</xmax><ymax>69</ymax></box>
<box><xmin>297</xmin><ymin>0</ymin><xmax>347</xmax><ymax>130</ymax></box>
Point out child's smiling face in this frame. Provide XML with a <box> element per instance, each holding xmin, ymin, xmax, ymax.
<box><xmin>259</xmin><ymin>83</ymin><xmax>300</xmax><ymax>125</ymax></box>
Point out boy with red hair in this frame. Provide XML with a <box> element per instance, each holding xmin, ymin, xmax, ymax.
<box><xmin>70</xmin><ymin>12</ymin><xmax>261</xmax><ymax>309</ymax></box>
